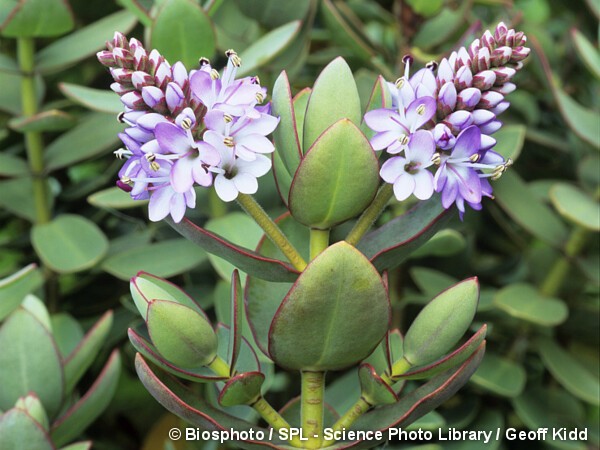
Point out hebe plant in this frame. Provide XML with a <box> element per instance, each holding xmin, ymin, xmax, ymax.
<box><xmin>93</xmin><ymin>21</ymin><xmax>530</xmax><ymax>449</ymax></box>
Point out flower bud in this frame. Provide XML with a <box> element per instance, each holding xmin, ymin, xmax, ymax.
<box><xmin>457</xmin><ymin>87</ymin><xmax>482</xmax><ymax>110</ymax></box>
<box><xmin>132</xmin><ymin>46</ymin><xmax>149</xmax><ymax>72</ymax></box>
<box><xmin>478</xmin><ymin>91</ymin><xmax>504</xmax><ymax>109</ymax></box>
<box><xmin>437</xmin><ymin>58</ymin><xmax>455</xmax><ymax>85</ymax></box>
<box><xmin>111</xmin><ymin>47</ymin><xmax>133</xmax><ymax>68</ymax></box>
<box><xmin>154</xmin><ymin>61</ymin><xmax>172</xmax><ymax>90</ymax></box>
<box><xmin>491</xmin><ymin>46</ymin><xmax>512</xmax><ymax>67</ymax></box>
<box><xmin>505</xmin><ymin>29</ymin><xmax>516</xmax><ymax>47</ymax></box>
<box><xmin>448</xmin><ymin>51</ymin><xmax>458</xmax><ymax>71</ymax></box>
<box><xmin>474</xmin><ymin>46</ymin><xmax>491</xmax><ymax>72</ymax></box>
<box><xmin>493</xmin><ymin>82</ymin><xmax>516</xmax><ymax>95</ymax></box>
<box><xmin>454</xmin><ymin>66</ymin><xmax>473</xmax><ymax>91</ymax></box>
<box><xmin>515</xmin><ymin>32</ymin><xmax>527</xmax><ymax>46</ymax></box>
<box><xmin>97</xmin><ymin>50</ymin><xmax>116</xmax><ymax>67</ymax></box>
<box><xmin>481</xmin><ymin>30</ymin><xmax>496</xmax><ymax>50</ymax></box>
<box><xmin>472</xmin><ymin>109</ymin><xmax>496</xmax><ymax>126</ymax></box>
<box><xmin>166</xmin><ymin>82</ymin><xmax>186</xmax><ymax>114</ymax></box>
<box><xmin>511</xmin><ymin>46</ymin><xmax>531</xmax><ymax>62</ymax></box>
<box><xmin>437</xmin><ymin>82</ymin><xmax>457</xmax><ymax>116</ymax></box>
<box><xmin>109</xmin><ymin>32</ymin><xmax>128</xmax><ymax>51</ymax></box>
<box><xmin>124</xmin><ymin>125</ymin><xmax>153</xmax><ymax>143</ymax></box>
<box><xmin>121</xmin><ymin>91</ymin><xmax>146</xmax><ymax>110</ymax></box>
<box><xmin>137</xmin><ymin>112</ymin><xmax>169</xmax><ymax>132</ymax></box>
<box><xmin>443</xmin><ymin>110</ymin><xmax>473</xmax><ymax>134</ymax></box>
<box><xmin>171</xmin><ymin>61</ymin><xmax>188</xmax><ymax>88</ymax></box>
<box><xmin>480</xmin><ymin>119</ymin><xmax>502</xmax><ymax>134</ymax></box>
<box><xmin>142</xmin><ymin>86</ymin><xmax>166</xmax><ymax>112</ymax></box>
<box><xmin>480</xmin><ymin>134</ymin><xmax>496</xmax><ymax>151</ymax></box>
<box><xmin>147</xmin><ymin>49</ymin><xmax>164</xmax><ymax>76</ymax></box>
<box><xmin>494</xmin><ymin>22</ymin><xmax>508</xmax><ymax>44</ymax></box>
<box><xmin>457</xmin><ymin>47</ymin><xmax>471</xmax><ymax>68</ymax></box>
<box><xmin>473</xmin><ymin>70</ymin><xmax>496</xmax><ymax>90</ymax></box>
<box><xmin>131</xmin><ymin>71</ymin><xmax>154</xmax><ymax>90</ymax></box>
<box><xmin>110</xmin><ymin>67</ymin><xmax>134</xmax><ymax>84</ymax></box>
<box><xmin>434</xmin><ymin>123</ymin><xmax>456</xmax><ymax>150</ymax></box>
<box><xmin>490</xmin><ymin>101</ymin><xmax>510</xmax><ymax>115</ymax></box>
<box><xmin>493</xmin><ymin>66</ymin><xmax>516</xmax><ymax>84</ymax></box>
<box><xmin>110</xmin><ymin>82</ymin><xmax>134</xmax><ymax>95</ymax></box>
<box><xmin>469</xmin><ymin>39</ymin><xmax>481</xmax><ymax>58</ymax></box>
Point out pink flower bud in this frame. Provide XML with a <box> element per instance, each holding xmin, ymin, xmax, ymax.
<box><xmin>111</xmin><ymin>82</ymin><xmax>134</xmax><ymax>95</ymax></box>
<box><xmin>481</xmin><ymin>30</ymin><xmax>496</xmax><ymax>50</ymax></box>
<box><xmin>474</xmin><ymin>47</ymin><xmax>491</xmax><ymax>72</ymax></box>
<box><xmin>510</xmin><ymin>46</ymin><xmax>531</xmax><ymax>62</ymax></box>
<box><xmin>97</xmin><ymin>50</ymin><xmax>116</xmax><ymax>67</ymax></box>
<box><xmin>166</xmin><ymin>82</ymin><xmax>186</xmax><ymax>114</ymax></box>
<box><xmin>480</xmin><ymin>119</ymin><xmax>502</xmax><ymax>134</ymax></box>
<box><xmin>437</xmin><ymin>58</ymin><xmax>455</xmax><ymax>85</ymax></box>
<box><xmin>171</xmin><ymin>62</ymin><xmax>188</xmax><ymax>88</ymax></box>
<box><xmin>455</xmin><ymin>66</ymin><xmax>473</xmax><ymax>91</ymax></box>
<box><xmin>505</xmin><ymin>29</ymin><xmax>516</xmax><ymax>47</ymax></box>
<box><xmin>490</xmin><ymin>101</ymin><xmax>510</xmax><ymax>115</ymax></box>
<box><xmin>444</xmin><ymin>110</ymin><xmax>474</xmax><ymax>133</ymax></box>
<box><xmin>434</xmin><ymin>123</ymin><xmax>456</xmax><ymax>150</ymax></box>
<box><xmin>493</xmin><ymin>82</ymin><xmax>516</xmax><ymax>95</ymax></box>
<box><xmin>142</xmin><ymin>86</ymin><xmax>166</xmax><ymax>112</ymax></box>
<box><xmin>131</xmin><ymin>71</ymin><xmax>154</xmax><ymax>90</ymax></box>
<box><xmin>494</xmin><ymin>22</ymin><xmax>508</xmax><ymax>44</ymax></box>
<box><xmin>437</xmin><ymin>82</ymin><xmax>457</xmax><ymax>116</ymax></box>
<box><xmin>473</xmin><ymin>70</ymin><xmax>496</xmax><ymax>91</ymax></box>
<box><xmin>121</xmin><ymin>91</ymin><xmax>145</xmax><ymax>110</ymax></box>
<box><xmin>493</xmin><ymin>66</ymin><xmax>516</xmax><ymax>84</ymax></box>
<box><xmin>110</xmin><ymin>68</ymin><xmax>134</xmax><ymax>84</ymax></box>
<box><xmin>472</xmin><ymin>109</ymin><xmax>496</xmax><ymax>126</ymax></box>
<box><xmin>491</xmin><ymin>46</ymin><xmax>512</xmax><ymax>67</ymax></box>
<box><xmin>457</xmin><ymin>47</ymin><xmax>471</xmax><ymax>68</ymax></box>
<box><xmin>480</xmin><ymin>134</ymin><xmax>496</xmax><ymax>151</ymax></box>
<box><xmin>457</xmin><ymin>87</ymin><xmax>482</xmax><ymax>110</ymax></box>
<box><xmin>148</xmin><ymin>49</ymin><xmax>164</xmax><ymax>77</ymax></box>
<box><xmin>479</xmin><ymin>91</ymin><xmax>504</xmax><ymax>108</ymax></box>
<box><xmin>154</xmin><ymin>61</ymin><xmax>172</xmax><ymax>90</ymax></box>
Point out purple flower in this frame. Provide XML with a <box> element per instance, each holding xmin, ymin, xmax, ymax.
<box><xmin>148</xmin><ymin>184</ymin><xmax>196</xmax><ymax>223</ymax></box>
<box><xmin>380</xmin><ymin>130</ymin><xmax>436</xmax><ymax>201</ymax></box>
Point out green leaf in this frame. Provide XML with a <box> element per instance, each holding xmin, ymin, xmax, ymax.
<box><xmin>410</xmin><ymin>267</ymin><xmax>458</xmax><ymax>298</ymax></box>
<box><xmin>0</xmin><ymin>177</ymin><xmax>54</xmax><ymax>222</ymax></box>
<box><xmin>0</xmin><ymin>409</ymin><xmax>54</xmax><ymax>450</ymax></box>
<box><xmin>59</xmin><ymin>83</ymin><xmax>122</xmax><ymax>114</ymax></box>
<box><xmin>359</xmin><ymin>363</ymin><xmax>397</xmax><ymax>405</ymax></box>
<box><xmin>321</xmin><ymin>0</ymin><xmax>377</xmax><ymax>62</ymax></box>
<box><xmin>357</xmin><ymin>197</ymin><xmax>451</xmax><ymax>271</ymax></box>
<box><xmin>406</xmin><ymin>0</ymin><xmax>444</xmax><ymax>17</ymax></box>
<box><xmin>302</xmin><ymin>57</ymin><xmax>362</xmax><ymax>152</ymax></box>
<box><xmin>21</xmin><ymin>295</ymin><xmax>51</xmax><ymax>330</ymax></box>
<box><xmin>0</xmin><ymin>71</ymin><xmax>44</xmax><ymax>115</ymax></box>
<box><xmin>14</xmin><ymin>393</ymin><xmax>49</xmax><ymax>431</ymax></box>
<box><xmin>536</xmin><ymin>338</ymin><xmax>600</xmax><ymax>405</ymax></box>
<box><xmin>168</xmin><ymin>217</ymin><xmax>299</xmax><ymax>282</ymax></box>
<box><xmin>59</xmin><ymin>442</ymin><xmax>92</xmax><ymax>450</ymax></box>
<box><xmin>269</xmin><ymin>242</ymin><xmax>390</xmax><ymax>370</ymax></box>
<box><xmin>35</xmin><ymin>10</ymin><xmax>137</xmax><ymax>73</ymax></box>
<box><xmin>245</xmin><ymin>213</ymin><xmax>309</xmax><ymax>355</ymax></box>
<box><xmin>228</xmin><ymin>270</ymin><xmax>243</xmax><ymax>374</ymax></box>
<box><xmin>554</xmin><ymin>87</ymin><xmax>600</xmax><ymax>148</ymax></box>
<box><xmin>550</xmin><ymin>183</ymin><xmax>600</xmax><ymax>231</ymax></box>
<box><xmin>403</xmin><ymin>278</ymin><xmax>479</xmax><ymax>366</ymax></box>
<box><xmin>494</xmin><ymin>283</ymin><xmax>568</xmax><ymax>327</ymax></box>
<box><xmin>151</xmin><ymin>0</ymin><xmax>216</xmax><ymax>69</ymax></box>
<box><xmin>293</xmin><ymin>88</ymin><xmax>311</xmax><ymax>150</ymax></box>
<box><xmin>0</xmin><ymin>308</ymin><xmax>64</xmax><ymax>417</ymax></box>
<box><xmin>572</xmin><ymin>29</ymin><xmax>600</xmax><ymax>79</ymax></box>
<box><xmin>102</xmin><ymin>239</ymin><xmax>207</xmax><ymax>281</ymax></box>
<box><xmin>271</xmin><ymin>70</ymin><xmax>302</xmax><ymax>196</ymax></box>
<box><xmin>88</xmin><ymin>186</ymin><xmax>147</xmax><ymax>210</ymax></box>
<box><xmin>44</xmin><ymin>112</ymin><xmax>123</xmax><ymax>172</ymax></box>
<box><xmin>412</xmin><ymin>5</ymin><xmax>467</xmax><ymax>50</ymax></box>
<box><xmin>236</xmin><ymin>21</ymin><xmax>301</xmax><ymax>77</ymax></box>
<box><xmin>492</xmin><ymin>125</ymin><xmax>526</xmax><ymax>162</ymax></box>
<box><xmin>205</xmin><ymin>212</ymin><xmax>263</xmax><ymax>285</ymax></box>
<box><xmin>233</xmin><ymin>0</ymin><xmax>311</xmax><ymax>28</ymax></box>
<box><xmin>63</xmin><ymin>311</ymin><xmax>113</xmax><ymax>395</ymax></box>
<box><xmin>0</xmin><ymin>264</ymin><xmax>43</xmax><ymax>322</ymax></box>
<box><xmin>410</xmin><ymin>229</ymin><xmax>466</xmax><ymax>258</ymax></box>
<box><xmin>218</xmin><ymin>372</ymin><xmax>264</xmax><ymax>406</ymax></box>
<box><xmin>0</xmin><ymin>153</ymin><xmax>28</xmax><ymax>177</ymax></box>
<box><xmin>493</xmin><ymin>171</ymin><xmax>569</xmax><ymax>247</ymax></box>
<box><xmin>50</xmin><ymin>313</ymin><xmax>84</xmax><ymax>358</ymax></box>
<box><xmin>147</xmin><ymin>300</ymin><xmax>217</xmax><ymax>368</ymax></box>
<box><xmin>0</xmin><ymin>0</ymin><xmax>74</xmax><ymax>37</ymax></box>
<box><xmin>51</xmin><ymin>351</ymin><xmax>121</xmax><ymax>447</ymax></box>
<box><xmin>470</xmin><ymin>352</ymin><xmax>526</xmax><ymax>398</ymax></box>
<box><xmin>289</xmin><ymin>119</ymin><xmax>379</xmax><ymax>228</ymax></box>
<box><xmin>9</xmin><ymin>109</ymin><xmax>76</xmax><ymax>133</ymax></box>
<box><xmin>31</xmin><ymin>214</ymin><xmax>109</xmax><ymax>274</ymax></box>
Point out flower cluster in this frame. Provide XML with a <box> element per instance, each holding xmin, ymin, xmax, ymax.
<box><xmin>97</xmin><ymin>34</ymin><xmax>277</xmax><ymax>222</ymax></box>
<box><xmin>365</xmin><ymin>22</ymin><xmax>530</xmax><ymax>217</ymax></box>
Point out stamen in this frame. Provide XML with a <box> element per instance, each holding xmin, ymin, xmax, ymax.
<box><xmin>255</xmin><ymin>92</ymin><xmax>264</xmax><ymax>103</ymax></box>
<box><xmin>120</xmin><ymin>176</ymin><xmax>133</xmax><ymax>186</ymax></box>
<box><xmin>402</xmin><ymin>54</ymin><xmax>413</xmax><ymax>79</ymax></box>
<box><xmin>426</xmin><ymin>60</ymin><xmax>438</xmax><ymax>71</ymax></box>
<box><xmin>198</xmin><ymin>57</ymin><xmax>210</xmax><ymax>66</ymax></box>
<box><xmin>416</xmin><ymin>104</ymin><xmax>426</xmax><ymax>115</ymax></box>
<box><xmin>210</xmin><ymin>69</ymin><xmax>220</xmax><ymax>80</ymax></box>
<box><xmin>395</xmin><ymin>77</ymin><xmax>405</xmax><ymax>88</ymax></box>
<box><xmin>397</xmin><ymin>134</ymin><xmax>410</xmax><ymax>145</ymax></box>
<box><xmin>223</xmin><ymin>136</ymin><xmax>234</xmax><ymax>147</ymax></box>
<box><xmin>145</xmin><ymin>153</ymin><xmax>156</xmax><ymax>162</ymax></box>
<box><xmin>223</xmin><ymin>114</ymin><xmax>233</xmax><ymax>123</ymax></box>
<box><xmin>225</xmin><ymin>49</ymin><xmax>242</xmax><ymax>67</ymax></box>
<box><xmin>181</xmin><ymin>118</ymin><xmax>192</xmax><ymax>130</ymax></box>
<box><xmin>469</xmin><ymin>153</ymin><xmax>480</xmax><ymax>162</ymax></box>
<box><xmin>431</xmin><ymin>153</ymin><xmax>442</xmax><ymax>165</ymax></box>
<box><xmin>114</xmin><ymin>148</ymin><xmax>132</xmax><ymax>159</ymax></box>
<box><xmin>117</xmin><ymin>112</ymin><xmax>125</xmax><ymax>123</ymax></box>
<box><xmin>252</xmin><ymin>76</ymin><xmax>261</xmax><ymax>85</ymax></box>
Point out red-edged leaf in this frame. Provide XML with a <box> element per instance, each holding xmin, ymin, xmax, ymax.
<box><xmin>166</xmin><ymin>217</ymin><xmax>299</xmax><ymax>282</ymax></box>
<box><xmin>357</xmin><ymin>197</ymin><xmax>450</xmax><ymax>271</ymax></box>
<box><xmin>51</xmin><ymin>350</ymin><xmax>121</xmax><ymax>447</ymax></box>
<box><xmin>228</xmin><ymin>270</ymin><xmax>243</xmax><ymax>375</ymax></box>
<box><xmin>358</xmin><ymin>363</ymin><xmax>397</xmax><ymax>405</ymax></box>
<box><xmin>218</xmin><ymin>371</ymin><xmax>264</xmax><ymax>407</ymax></box>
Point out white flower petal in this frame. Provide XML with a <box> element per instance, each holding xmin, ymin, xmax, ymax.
<box><xmin>215</xmin><ymin>175</ymin><xmax>238</xmax><ymax>202</ymax></box>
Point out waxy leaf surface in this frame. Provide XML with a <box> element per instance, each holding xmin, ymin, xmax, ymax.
<box><xmin>218</xmin><ymin>372</ymin><xmax>265</xmax><ymax>407</ymax></box>
<box><xmin>0</xmin><ymin>409</ymin><xmax>54</xmax><ymax>450</ymax></box>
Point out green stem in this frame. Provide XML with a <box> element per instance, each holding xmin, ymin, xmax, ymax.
<box><xmin>17</xmin><ymin>38</ymin><xmax>50</xmax><ymax>225</ymax></box>
<box><xmin>207</xmin><ymin>355</ymin><xmax>231</xmax><ymax>377</ymax></box>
<box><xmin>345</xmin><ymin>184</ymin><xmax>394</xmax><ymax>246</ymax></box>
<box><xmin>251</xmin><ymin>397</ymin><xmax>303</xmax><ymax>448</ymax></box>
<box><xmin>381</xmin><ymin>356</ymin><xmax>412</xmax><ymax>384</ymax></box>
<box><xmin>539</xmin><ymin>226</ymin><xmax>589</xmax><ymax>297</ymax></box>
<box><xmin>236</xmin><ymin>194</ymin><xmax>307</xmax><ymax>272</ymax></box>
<box><xmin>301</xmin><ymin>370</ymin><xmax>325</xmax><ymax>449</ymax></box>
<box><xmin>324</xmin><ymin>396</ymin><xmax>371</xmax><ymax>443</ymax></box>
<box><xmin>309</xmin><ymin>228</ymin><xmax>329</xmax><ymax>260</ymax></box>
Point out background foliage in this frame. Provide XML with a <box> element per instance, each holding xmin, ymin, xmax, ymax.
<box><xmin>0</xmin><ymin>0</ymin><xmax>598</xmax><ymax>449</ymax></box>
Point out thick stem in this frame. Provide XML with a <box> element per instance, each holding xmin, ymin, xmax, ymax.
<box><xmin>17</xmin><ymin>38</ymin><xmax>50</xmax><ymax>225</ymax></box>
<box><xmin>345</xmin><ymin>183</ymin><xmax>394</xmax><ymax>246</ymax></box>
<box><xmin>251</xmin><ymin>397</ymin><xmax>303</xmax><ymax>448</ymax></box>
<box><xmin>381</xmin><ymin>356</ymin><xmax>412</xmax><ymax>384</ymax></box>
<box><xmin>539</xmin><ymin>226</ymin><xmax>589</xmax><ymax>297</ymax></box>
<box><xmin>325</xmin><ymin>396</ymin><xmax>371</xmax><ymax>443</ymax></box>
<box><xmin>236</xmin><ymin>193</ymin><xmax>307</xmax><ymax>272</ymax></box>
<box><xmin>207</xmin><ymin>355</ymin><xmax>231</xmax><ymax>377</ymax></box>
<box><xmin>309</xmin><ymin>228</ymin><xmax>330</xmax><ymax>260</ymax></box>
<box><xmin>301</xmin><ymin>370</ymin><xmax>325</xmax><ymax>449</ymax></box>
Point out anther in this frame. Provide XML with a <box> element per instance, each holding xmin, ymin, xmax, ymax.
<box><xmin>402</xmin><ymin>54</ymin><xmax>414</xmax><ymax>65</ymax></box>
<box><xmin>117</xmin><ymin>111</ymin><xmax>125</xmax><ymax>123</ymax></box>
<box><xmin>431</xmin><ymin>153</ymin><xmax>442</xmax><ymax>165</ymax></box>
<box><xmin>469</xmin><ymin>153</ymin><xmax>480</xmax><ymax>162</ymax></box>
<box><xmin>255</xmin><ymin>92</ymin><xmax>264</xmax><ymax>103</ymax></box>
<box><xmin>181</xmin><ymin>118</ymin><xmax>192</xmax><ymax>130</ymax></box>
<box><xmin>223</xmin><ymin>114</ymin><xmax>233</xmax><ymax>123</ymax></box>
<box><xmin>398</xmin><ymin>134</ymin><xmax>410</xmax><ymax>145</ymax></box>
<box><xmin>426</xmin><ymin>60</ymin><xmax>438</xmax><ymax>71</ymax></box>
<box><xmin>198</xmin><ymin>57</ymin><xmax>210</xmax><ymax>66</ymax></box>
<box><xmin>145</xmin><ymin>153</ymin><xmax>156</xmax><ymax>162</ymax></box>
<box><xmin>223</xmin><ymin>136</ymin><xmax>234</xmax><ymax>147</ymax></box>
<box><xmin>114</xmin><ymin>148</ymin><xmax>130</xmax><ymax>159</ymax></box>
<box><xmin>210</xmin><ymin>69</ymin><xmax>220</xmax><ymax>80</ymax></box>
<box><xmin>395</xmin><ymin>77</ymin><xmax>405</xmax><ymax>88</ymax></box>
<box><xmin>252</xmin><ymin>76</ymin><xmax>261</xmax><ymax>85</ymax></box>
<box><xmin>416</xmin><ymin>104</ymin><xmax>426</xmax><ymax>115</ymax></box>
<box><xmin>225</xmin><ymin>49</ymin><xmax>241</xmax><ymax>67</ymax></box>
<box><xmin>120</xmin><ymin>176</ymin><xmax>133</xmax><ymax>186</ymax></box>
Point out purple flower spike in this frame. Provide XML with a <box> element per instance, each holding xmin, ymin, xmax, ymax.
<box><xmin>380</xmin><ymin>130</ymin><xmax>436</xmax><ymax>201</ymax></box>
